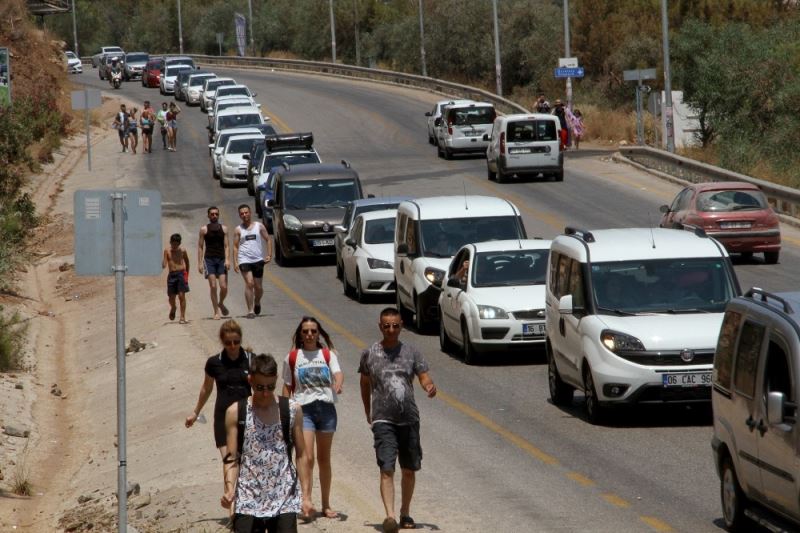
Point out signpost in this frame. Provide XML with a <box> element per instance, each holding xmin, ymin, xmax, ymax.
<box><xmin>216</xmin><ymin>32</ymin><xmax>224</xmax><ymax>56</ymax></box>
<box><xmin>554</xmin><ymin>67</ymin><xmax>584</xmax><ymax>79</ymax></box>
<box><xmin>70</xmin><ymin>89</ymin><xmax>101</xmax><ymax>171</ymax></box>
<box><xmin>74</xmin><ymin>190</ymin><xmax>162</xmax><ymax>533</ymax></box>
<box><xmin>624</xmin><ymin>68</ymin><xmax>657</xmax><ymax>145</ymax></box>
<box><xmin>0</xmin><ymin>47</ymin><xmax>11</xmax><ymax>108</ymax></box>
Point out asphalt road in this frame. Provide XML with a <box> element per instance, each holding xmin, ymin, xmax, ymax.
<box><xmin>76</xmin><ymin>67</ymin><xmax>800</xmax><ymax>532</ymax></box>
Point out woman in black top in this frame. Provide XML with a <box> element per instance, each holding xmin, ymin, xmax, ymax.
<box><xmin>185</xmin><ymin>320</ymin><xmax>251</xmax><ymax>486</ymax></box>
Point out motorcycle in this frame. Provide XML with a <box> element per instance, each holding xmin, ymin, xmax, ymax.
<box><xmin>110</xmin><ymin>69</ymin><xmax>122</xmax><ymax>90</ymax></box>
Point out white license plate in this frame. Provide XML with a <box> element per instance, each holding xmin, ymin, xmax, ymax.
<box><xmin>509</xmin><ymin>147</ymin><xmax>532</xmax><ymax>154</ymax></box>
<box><xmin>523</xmin><ymin>323</ymin><xmax>545</xmax><ymax>335</ymax></box>
<box><xmin>463</xmin><ymin>131</ymin><xmax>481</xmax><ymax>137</ymax></box>
<box><xmin>311</xmin><ymin>239</ymin><xmax>334</xmax><ymax>247</ymax></box>
<box><xmin>662</xmin><ymin>372</ymin><xmax>711</xmax><ymax>387</ymax></box>
<box><xmin>719</xmin><ymin>221</ymin><xmax>752</xmax><ymax>229</ymax></box>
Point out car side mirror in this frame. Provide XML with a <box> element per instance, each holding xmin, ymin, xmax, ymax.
<box><xmin>252</xmin><ymin>92</ymin><xmax>257</xmax><ymax>97</ymax></box>
<box><xmin>446</xmin><ymin>277</ymin><xmax>462</xmax><ymax>289</ymax></box>
<box><xmin>207</xmin><ymin>110</ymin><xmax>213</xmax><ymax>116</ymax></box>
<box><xmin>767</xmin><ymin>391</ymin><xmax>792</xmax><ymax>426</ymax></box>
<box><xmin>434</xmin><ymin>118</ymin><xmax>442</xmax><ymax>126</ymax></box>
<box><xmin>208</xmin><ymin>144</ymin><xmax>214</xmax><ymax>149</ymax></box>
<box><xmin>659</xmin><ymin>205</ymin><xmax>670</xmax><ymax>214</ymax></box>
<box><xmin>243</xmin><ymin>154</ymin><xmax>250</xmax><ymax>160</ymax></box>
<box><xmin>267</xmin><ymin>199</ymin><xmax>275</xmax><ymax>207</ymax></box>
<box><xmin>334</xmin><ymin>225</ymin><xmax>345</xmax><ymax>233</ymax></box>
<box><xmin>397</xmin><ymin>243</ymin><xmax>409</xmax><ymax>255</ymax></box>
<box><xmin>206</xmin><ymin>125</ymin><xmax>212</xmax><ymax>130</ymax></box>
<box><xmin>425</xmin><ymin>111</ymin><xmax>432</xmax><ymax>117</ymax></box>
<box><xmin>558</xmin><ymin>294</ymin><xmax>574</xmax><ymax>315</ymax></box>
<box><xmin>482</xmin><ymin>134</ymin><xmax>489</xmax><ymax>141</ymax></box>
<box><xmin>345</xmin><ymin>238</ymin><xmax>356</xmax><ymax>247</ymax></box>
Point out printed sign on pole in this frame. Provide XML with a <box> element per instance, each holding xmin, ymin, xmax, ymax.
<box><xmin>234</xmin><ymin>13</ymin><xmax>247</xmax><ymax>57</ymax></box>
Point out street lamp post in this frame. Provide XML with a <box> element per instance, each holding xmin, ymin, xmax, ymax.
<box><xmin>177</xmin><ymin>0</ymin><xmax>183</xmax><ymax>54</ymax></box>
<box><xmin>418</xmin><ymin>0</ymin><xmax>427</xmax><ymax>77</ymax></box>
<box><xmin>329</xmin><ymin>0</ymin><xmax>337</xmax><ymax>63</ymax></box>
<box><xmin>71</xmin><ymin>0</ymin><xmax>78</xmax><ymax>56</ymax></box>
<box><xmin>354</xmin><ymin>0</ymin><xmax>361</xmax><ymax>66</ymax></box>
<box><xmin>491</xmin><ymin>0</ymin><xmax>502</xmax><ymax>96</ymax></box>
<box><xmin>248</xmin><ymin>0</ymin><xmax>255</xmax><ymax>56</ymax></box>
<box><xmin>661</xmin><ymin>0</ymin><xmax>675</xmax><ymax>152</ymax></box>
<box><xmin>563</xmin><ymin>0</ymin><xmax>572</xmax><ymax>109</ymax></box>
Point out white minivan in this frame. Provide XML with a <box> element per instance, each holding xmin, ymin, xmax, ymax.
<box><xmin>394</xmin><ymin>196</ymin><xmax>526</xmax><ymax>332</ymax></box>
<box><xmin>435</xmin><ymin>102</ymin><xmax>496</xmax><ymax>160</ymax></box>
<box><xmin>485</xmin><ymin>113</ymin><xmax>564</xmax><ymax>182</ymax></box>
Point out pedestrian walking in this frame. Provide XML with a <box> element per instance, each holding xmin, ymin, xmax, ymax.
<box><xmin>553</xmin><ymin>99</ymin><xmax>570</xmax><ymax>149</ymax></box>
<box><xmin>166</xmin><ymin>101</ymin><xmax>181</xmax><ymax>151</ymax></box>
<box><xmin>569</xmin><ymin>108</ymin><xmax>585</xmax><ymax>150</ymax></box>
<box><xmin>112</xmin><ymin>103</ymin><xmax>129</xmax><ymax>152</ymax></box>
<box><xmin>358</xmin><ymin>307</ymin><xmax>437</xmax><ymax>533</ymax></box>
<box><xmin>535</xmin><ymin>93</ymin><xmax>551</xmax><ymax>114</ymax></box>
<box><xmin>198</xmin><ymin>206</ymin><xmax>231</xmax><ymax>320</ymax></box>
<box><xmin>162</xmin><ymin>233</ymin><xmax>190</xmax><ymax>323</ymax></box>
<box><xmin>140</xmin><ymin>101</ymin><xmax>155</xmax><ymax>153</ymax></box>
<box><xmin>233</xmin><ymin>204</ymin><xmax>272</xmax><ymax>319</ymax></box>
<box><xmin>127</xmin><ymin>107</ymin><xmax>139</xmax><ymax>154</ymax></box>
<box><xmin>186</xmin><ymin>320</ymin><xmax>254</xmax><ymax>499</ymax></box>
<box><xmin>221</xmin><ymin>353</ymin><xmax>315</xmax><ymax>532</ymax></box>
<box><xmin>157</xmin><ymin>101</ymin><xmax>169</xmax><ymax>150</ymax></box>
<box><xmin>282</xmin><ymin>317</ymin><xmax>343</xmax><ymax>519</ymax></box>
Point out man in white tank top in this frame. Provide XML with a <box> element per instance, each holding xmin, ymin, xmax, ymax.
<box><xmin>233</xmin><ymin>204</ymin><xmax>272</xmax><ymax>319</ymax></box>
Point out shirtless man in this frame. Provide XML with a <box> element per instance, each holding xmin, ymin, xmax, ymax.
<box><xmin>162</xmin><ymin>233</ymin><xmax>190</xmax><ymax>324</ymax></box>
<box><xmin>198</xmin><ymin>206</ymin><xmax>230</xmax><ymax>320</ymax></box>
<box><xmin>233</xmin><ymin>205</ymin><xmax>271</xmax><ymax>319</ymax></box>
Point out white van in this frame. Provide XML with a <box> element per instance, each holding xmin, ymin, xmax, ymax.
<box><xmin>394</xmin><ymin>196</ymin><xmax>527</xmax><ymax>332</ymax></box>
<box><xmin>485</xmin><ymin>113</ymin><xmax>563</xmax><ymax>182</ymax></box>
<box><xmin>435</xmin><ymin>102</ymin><xmax>496</xmax><ymax>160</ymax></box>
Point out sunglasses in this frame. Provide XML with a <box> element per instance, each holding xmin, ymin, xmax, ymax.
<box><xmin>253</xmin><ymin>383</ymin><xmax>277</xmax><ymax>392</ymax></box>
<box><xmin>301</xmin><ymin>329</ymin><xmax>319</xmax><ymax>334</ymax></box>
<box><xmin>223</xmin><ymin>339</ymin><xmax>241</xmax><ymax>346</ymax></box>
<box><xmin>381</xmin><ymin>323</ymin><xmax>401</xmax><ymax>330</ymax></box>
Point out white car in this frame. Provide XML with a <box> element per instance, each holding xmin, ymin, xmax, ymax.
<box><xmin>435</xmin><ymin>101</ymin><xmax>496</xmax><ymax>160</ymax></box>
<box><xmin>209</xmin><ymin>127</ymin><xmax>263</xmax><ymax>178</ymax></box>
<box><xmin>439</xmin><ymin>240</ymin><xmax>550</xmax><ymax>364</ymax></box>
<box><xmin>424</xmin><ymin>99</ymin><xmax>473</xmax><ymax>145</ymax></box>
<box><xmin>213</xmin><ymin>85</ymin><xmax>258</xmax><ymax>108</ymax></box>
<box><xmin>185</xmin><ymin>73</ymin><xmax>216</xmax><ymax>106</ymax></box>
<box><xmin>159</xmin><ymin>63</ymin><xmax>192</xmax><ymax>95</ymax></box>
<box><xmin>200</xmin><ymin>77</ymin><xmax>237</xmax><ymax>112</ymax></box>
<box><xmin>65</xmin><ymin>51</ymin><xmax>82</xmax><ymax>74</ymax></box>
<box><xmin>209</xmin><ymin>96</ymin><xmax>260</xmax><ymax>127</ymax></box>
<box><xmin>210</xmin><ymin>105</ymin><xmax>265</xmax><ymax>144</ymax></box>
<box><xmin>341</xmin><ymin>210</ymin><xmax>398</xmax><ymax>301</ymax></box>
<box><xmin>219</xmin><ymin>133</ymin><xmax>264</xmax><ymax>187</ymax></box>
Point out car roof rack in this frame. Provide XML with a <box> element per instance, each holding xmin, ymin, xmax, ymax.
<box><xmin>745</xmin><ymin>287</ymin><xmax>795</xmax><ymax>314</ymax></box>
<box><xmin>680</xmin><ymin>224</ymin><xmax>708</xmax><ymax>238</ymax></box>
<box><xmin>564</xmin><ymin>226</ymin><xmax>595</xmax><ymax>243</ymax></box>
<box><xmin>265</xmin><ymin>132</ymin><xmax>313</xmax><ymax>152</ymax></box>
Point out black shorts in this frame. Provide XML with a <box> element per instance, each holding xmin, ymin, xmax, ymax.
<box><xmin>372</xmin><ymin>422</ymin><xmax>422</xmax><ymax>472</ymax></box>
<box><xmin>167</xmin><ymin>270</ymin><xmax>190</xmax><ymax>295</ymax></box>
<box><xmin>239</xmin><ymin>261</ymin><xmax>265</xmax><ymax>278</ymax></box>
<box><xmin>233</xmin><ymin>513</ymin><xmax>296</xmax><ymax>533</ymax></box>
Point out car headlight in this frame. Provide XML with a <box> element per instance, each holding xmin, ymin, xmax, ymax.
<box><xmin>424</xmin><ymin>267</ymin><xmax>445</xmax><ymax>286</ymax></box>
<box><xmin>600</xmin><ymin>330</ymin><xmax>646</xmax><ymax>353</ymax></box>
<box><xmin>478</xmin><ymin>305</ymin><xmax>508</xmax><ymax>319</ymax></box>
<box><xmin>283</xmin><ymin>214</ymin><xmax>303</xmax><ymax>232</ymax></box>
<box><xmin>367</xmin><ymin>258</ymin><xmax>393</xmax><ymax>270</ymax></box>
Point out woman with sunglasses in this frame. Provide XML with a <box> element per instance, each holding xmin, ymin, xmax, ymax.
<box><xmin>282</xmin><ymin>316</ymin><xmax>344</xmax><ymax>519</ymax></box>
<box><xmin>186</xmin><ymin>319</ymin><xmax>253</xmax><ymax>494</ymax></box>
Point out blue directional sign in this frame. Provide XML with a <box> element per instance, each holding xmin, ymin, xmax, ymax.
<box><xmin>554</xmin><ymin>67</ymin><xmax>584</xmax><ymax>78</ymax></box>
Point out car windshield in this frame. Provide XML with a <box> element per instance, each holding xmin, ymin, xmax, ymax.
<box><xmin>283</xmin><ymin>179</ymin><xmax>359</xmax><ymax>209</ymax></box>
<box><xmin>507</xmin><ymin>120</ymin><xmax>558</xmax><ymax>142</ymax></box>
<box><xmin>696</xmin><ymin>190</ymin><xmax>767</xmax><ymax>212</ymax></box>
<box><xmin>126</xmin><ymin>54</ymin><xmax>147</xmax><ymax>62</ymax></box>
<box><xmin>207</xmin><ymin>79</ymin><xmax>235</xmax><ymax>91</ymax></box>
<box><xmin>365</xmin><ymin>218</ymin><xmax>396</xmax><ymax>245</ymax></box>
<box><xmin>218</xmin><ymin>87</ymin><xmax>249</xmax><ymax>97</ymax></box>
<box><xmin>448</xmin><ymin>107</ymin><xmax>496</xmax><ymax>126</ymax></box>
<box><xmin>219</xmin><ymin>114</ymin><xmax>262</xmax><ymax>129</ymax></box>
<box><xmin>591</xmin><ymin>258</ymin><xmax>737</xmax><ymax>315</ymax></box>
<box><xmin>217</xmin><ymin>101</ymin><xmax>250</xmax><ymax>112</ymax></box>
<box><xmin>226</xmin><ymin>139</ymin><xmax>259</xmax><ymax>154</ymax></box>
<box><xmin>264</xmin><ymin>152</ymin><xmax>320</xmax><ymax>173</ymax></box>
<box><xmin>354</xmin><ymin>204</ymin><xmax>401</xmax><ymax>222</ymax></box>
<box><xmin>190</xmin><ymin>75</ymin><xmax>213</xmax><ymax>86</ymax></box>
<box><xmin>420</xmin><ymin>216</ymin><xmax>522</xmax><ymax>258</ymax></box>
<box><xmin>473</xmin><ymin>249</ymin><xmax>550</xmax><ymax>287</ymax></box>
<box><xmin>66</xmin><ymin>52</ymin><xmax>77</xmax><ymax>59</ymax></box>
<box><xmin>166</xmin><ymin>66</ymin><xmax>190</xmax><ymax>76</ymax></box>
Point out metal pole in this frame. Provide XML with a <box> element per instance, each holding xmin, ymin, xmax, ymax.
<box><xmin>636</xmin><ymin>80</ymin><xmax>644</xmax><ymax>145</ymax></box>
<box><xmin>563</xmin><ymin>0</ymin><xmax>572</xmax><ymax>109</ymax></box>
<box><xmin>112</xmin><ymin>193</ymin><xmax>127</xmax><ymax>533</ymax></box>
<box><xmin>177</xmin><ymin>0</ymin><xmax>183</xmax><ymax>54</ymax></box>
<box><xmin>329</xmin><ymin>0</ymin><xmax>337</xmax><ymax>63</ymax></box>
<box><xmin>71</xmin><ymin>0</ymin><xmax>78</xmax><ymax>56</ymax></box>
<box><xmin>418</xmin><ymin>0</ymin><xmax>427</xmax><ymax>77</ymax></box>
<box><xmin>85</xmin><ymin>88</ymin><xmax>91</xmax><ymax>171</ymax></box>
<box><xmin>354</xmin><ymin>0</ymin><xmax>361</xmax><ymax>66</ymax></box>
<box><xmin>661</xmin><ymin>0</ymin><xmax>675</xmax><ymax>152</ymax></box>
<box><xmin>491</xmin><ymin>0</ymin><xmax>502</xmax><ymax>96</ymax></box>
<box><xmin>248</xmin><ymin>0</ymin><xmax>255</xmax><ymax>56</ymax></box>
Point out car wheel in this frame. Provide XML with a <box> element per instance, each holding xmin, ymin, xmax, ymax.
<box><xmin>335</xmin><ymin>253</ymin><xmax>343</xmax><ymax>280</ymax></box>
<box><xmin>254</xmin><ymin>199</ymin><xmax>262</xmax><ymax>218</ymax></box>
<box><xmin>548</xmin><ymin>345</ymin><xmax>574</xmax><ymax>406</ymax></box>
<box><xmin>487</xmin><ymin>166</ymin><xmax>496</xmax><ymax>181</ymax></box>
<box><xmin>436</xmin><ymin>143</ymin><xmax>444</xmax><ymax>159</ymax></box>
<box><xmin>212</xmin><ymin>164</ymin><xmax>219</xmax><ymax>180</ymax></box>
<box><xmin>583</xmin><ymin>364</ymin><xmax>606</xmax><ymax>424</ymax></box>
<box><xmin>740</xmin><ymin>251</ymin><xmax>753</xmax><ymax>261</ymax></box>
<box><xmin>428</xmin><ymin>135</ymin><xmax>435</xmax><ymax>145</ymax></box>
<box><xmin>274</xmin><ymin>236</ymin><xmax>286</xmax><ymax>266</ymax></box>
<box><xmin>247</xmin><ymin>178</ymin><xmax>255</xmax><ymax>197</ymax></box>
<box><xmin>355</xmin><ymin>269</ymin><xmax>366</xmax><ymax>302</ymax></box>
<box><xmin>764</xmin><ymin>251</ymin><xmax>780</xmax><ymax>264</ymax></box>
<box><xmin>266</xmin><ymin>219</ymin><xmax>273</xmax><ymax>235</ymax></box>
<box><xmin>413</xmin><ymin>294</ymin><xmax>428</xmax><ymax>333</ymax></box>
<box><xmin>396</xmin><ymin>287</ymin><xmax>413</xmax><ymax>324</ymax></box>
<box><xmin>342</xmin><ymin>266</ymin><xmax>353</xmax><ymax>297</ymax></box>
<box><xmin>439</xmin><ymin>314</ymin><xmax>455</xmax><ymax>353</ymax></box>
<box><xmin>444</xmin><ymin>147</ymin><xmax>453</xmax><ymax>160</ymax></box>
<box><xmin>721</xmin><ymin>456</ymin><xmax>750</xmax><ymax>532</ymax></box>
<box><xmin>462</xmin><ymin>320</ymin><xmax>480</xmax><ymax>365</ymax></box>
<box><xmin>554</xmin><ymin>169</ymin><xmax>564</xmax><ymax>182</ymax></box>
<box><xmin>496</xmin><ymin>169</ymin><xmax>506</xmax><ymax>184</ymax></box>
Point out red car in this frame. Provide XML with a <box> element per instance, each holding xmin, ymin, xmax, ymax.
<box><xmin>142</xmin><ymin>57</ymin><xmax>163</xmax><ymax>88</ymax></box>
<box><xmin>659</xmin><ymin>181</ymin><xmax>781</xmax><ymax>263</ymax></box>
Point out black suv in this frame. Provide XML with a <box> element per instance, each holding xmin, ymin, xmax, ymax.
<box><xmin>269</xmin><ymin>162</ymin><xmax>365</xmax><ymax>265</ymax></box>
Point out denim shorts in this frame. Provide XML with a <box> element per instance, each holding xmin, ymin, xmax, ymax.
<box><xmin>204</xmin><ymin>257</ymin><xmax>227</xmax><ymax>278</ymax></box>
<box><xmin>302</xmin><ymin>400</ymin><xmax>337</xmax><ymax>433</ymax></box>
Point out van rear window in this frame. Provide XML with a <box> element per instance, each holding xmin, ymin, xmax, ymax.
<box><xmin>507</xmin><ymin>120</ymin><xmax>557</xmax><ymax>142</ymax></box>
<box><xmin>447</xmin><ymin>107</ymin><xmax>496</xmax><ymax>126</ymax></box>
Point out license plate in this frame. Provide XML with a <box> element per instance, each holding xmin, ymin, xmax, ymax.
<box><xmin>523</xmin><ymin>323</ymin><xmax>545</xmax><ymax>335</ymax></box>
<box><xmin>509</xmin><ymin>147</ymin><xmax>532</xmax><ymax>154</ymax></box>
<box><xmin>662</xmin><ymin>372</ymin><xmax>711</xmax><ymax>387</ymax></box>
<box><xmin>463</xmin><ymin>130</ymin><xmax>481</xmax><ymax>137</ymax></box>
<box><xmin>719</xmin><ymin>221</ymin><xmax>752</xmax><ymax>229</ymax></box>
<box><xmin>311</xmin><ymin>239</ymin><xmax>334</xmax><ymax>247</ymax></box>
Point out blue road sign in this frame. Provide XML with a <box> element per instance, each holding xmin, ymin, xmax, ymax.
<box><xmin>554</xmin><ymin>67</ymin><xmax>584</xmax><ymax>78</ymax></box>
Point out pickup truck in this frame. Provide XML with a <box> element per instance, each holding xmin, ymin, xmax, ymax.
<box><xmin>91</xmin><ymin>46</ymin><xmax>124</xmax><ymax>69</ymax></box>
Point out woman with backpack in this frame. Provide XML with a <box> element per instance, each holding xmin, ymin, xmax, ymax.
<box><xmin>282</xmin><ymin>316</ymin><xmax>343</xmax><ymax>519</ymax></box>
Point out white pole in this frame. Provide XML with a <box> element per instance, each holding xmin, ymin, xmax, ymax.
<box><xmin>491</xmin><ymin>0</ymin><xmax>502</xmax><ymax>96</ymax></box>
<box><xmin>112</xmin><ymin>193</ymin><xmax>127</xmax><ymax>533</ymax></box>
<box><xmin>661</xmin><ymin>0</ymin><xmax>675</xmax><ymax>152</ymax></box>
<box><xmin>177</xmin><ymin>0</ymin><xmax>183</xmax><ymax>54</ymax></box>
<box><xmin>563</xmin><ymin>0</ymin><xmax>572</xmax><ymax>109</ymax></box>
<box><xmin>71</xmin><ymin>0</ymin><xmax>78</xmax><ymax>56</ymax></box>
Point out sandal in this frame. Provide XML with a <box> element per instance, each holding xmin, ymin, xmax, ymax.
<box><xmin>179</xmin><ymin>318</ymin><xmax>187</xmax><ymax>324</ymax></box>
<box><xmin>218</xmin><ymin>302</ymin><xmax>229</xmax><ymax>316</ymax></box>
<box><xmin>169</xmin><ymin>308</ymin><xmax>176</xmax><ymax>321</ymax></box>
<box><xmin>399</xmin><ymin>515</ymin><xmax>415</xmax><ymax>529</ymax></box>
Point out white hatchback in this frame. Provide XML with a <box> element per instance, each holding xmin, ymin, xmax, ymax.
<box><xmin>219</xmin><ymin>133</ymin><xmax>264</xmax><ymax>187</ymax></box>
<box><xmin>439</xmin><ymin>240</ymin><xmax>550</xmax><ymax>364</ymax></box>
<box><xmin>424</xmin><ymin>99</ymin><xmax>473</xmax><ymax>146</ymax></box>
<box><xmin>341</xmin><ymin>210</ymin><xmax>397</xmax><ymax>301</ymax></box>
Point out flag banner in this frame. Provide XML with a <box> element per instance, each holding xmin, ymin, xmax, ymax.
<box><xmin>234</xmin><ymin>13</ymin><xmax>246</xmax><ymax>57</ymax></box>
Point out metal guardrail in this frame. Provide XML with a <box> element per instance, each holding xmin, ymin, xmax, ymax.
<box><xmin>615</xmin><ymin>146</ymin><xmax>800</xmax><ymax>221</ymax></box>
<box><xmin>188</xmin><ymin>54</ymin><xmax>530</xmax><ymax>116</ymax></box>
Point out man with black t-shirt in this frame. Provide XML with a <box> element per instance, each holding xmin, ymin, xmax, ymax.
<box><xmin>198</xmin><ymin>206</ymin><xmax>231</xmax><ymax>320</ymax></box>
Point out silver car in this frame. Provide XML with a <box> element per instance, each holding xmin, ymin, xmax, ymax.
<box><xmin>123</xmin><ymin>52</ymin><xmax>149</xmax><ymax>81</ymax></box>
